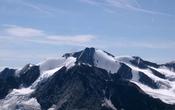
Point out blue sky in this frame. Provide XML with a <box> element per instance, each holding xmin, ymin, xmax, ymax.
<box><xmin>0</xmin><ymin>0</ymin><xmax>175</xmax><ymax>68</ymax></box>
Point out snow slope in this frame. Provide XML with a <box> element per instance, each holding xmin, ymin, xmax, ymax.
<box><xmin>116</xmin><ymin>56</ymin><xmax>175</xmax><ymax>104</ymax></box>
<box><xmin>0</xmin><ymin>56</ymin><xmax>76</xmax><ymax>109</ymax></box>
<box><xmin>32</xmin><ymin>57</ymin><xmax>76</xmax><ymax>88</ymax></box>
<box><xmin>1</xmin><ymin>48</ymin><xmax>175</xmax><ymax>107</ymax></box>
<box><xmin>94</xmin><ymin>49</ymin><xmax>121</xmax><ymax>74</ymax></box>
<box><xmin>0</xmin><ymin>87</ymin><xmax>41</xmax><ymax>110</ymax></box>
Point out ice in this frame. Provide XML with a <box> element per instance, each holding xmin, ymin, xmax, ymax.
<box><xmin>12</xmin><ymin>88</ymin><xmax>34</xmax><ymax>95</ymax></box>
<box><xmin>32</xmin><ymin>57</ymin><xmax>76</xmax><ymax>88</ymax></box>
<box><xmin>94</xmin><ymin>49</ymin><xmax>120</xmax><ymax>73</ymax></box>
<box><xmin>39</xmin><ymin>57</ymin><xmax>66</xmax><ymax>73</ymax></box>
<box><xmin>150</xmin><ymin>66</ymin><xmax>175</xmax><ymax>78</ymax></box>
<box><xmin>115</xmin><ymin>56</ymin><xmax>134</xmax><ymax>64</ymax></box>
<box><xmin>125</xmin><ymin>63</ymin><xmax>175</xmax><ymax>104</ymax></box>
<box><xmin>131</xmin><ymin>69</ymin><xmax>140</xmax><ymax>82</ymax></box>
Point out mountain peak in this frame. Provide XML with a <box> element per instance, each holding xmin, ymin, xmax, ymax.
<box><xmin>63</xmin><ymin>47</ymin><xmax>95</xmax><ymax>57</ymax></box>
<box><xmin>1</xmin><ymin>47</ymin><xmax>175</xmax><ymax>110</ymax></box>
<box><xmin>62</xmin><ymin>47</ymin><xmax>120</xmax><ymax>73</ymax></box>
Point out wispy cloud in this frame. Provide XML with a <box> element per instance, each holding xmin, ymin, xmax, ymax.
<box><xmin>103</xmin><ymin>40</ymin><xmax>175</xmax><ymax>49</ymax></box>
<box><xmin>1</xmin><ymin>25</ymin><xmax>175</xmax><ymax>49</ymax></box>
<box><xmin>18</xmin><ymin>0</ymin><xmax>66</xmax><ymax>15</ymax></box>
<box><xmin>0</xmin><ymin>25</ymin><xmax>96</xmax><ymax>45</ymax></box>
<box><xmin>47</xmin><ymin>35</ymin><xmax>95</xmax><ymax>44</ymax></box>
<box><xmin>0</xmin><ymin>0</ymin><xmax>66</xmax><ymax>15</ymax></box>
<box><xmin>80</xmin><ymin>0</ymin><xmax>173</xmax><ymax>16</ymax></box>
<box><xmin>3</xmin><ymin>25</ymin><xmax>44</xmax><ymax>38</ymax></box>
<box><xmin>18</xmin><ymin>0</ymin><xmax>53</xmax><ymax>15</ymax></box>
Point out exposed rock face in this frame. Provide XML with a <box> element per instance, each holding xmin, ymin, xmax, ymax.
<box><xmin>33</xmin><ymin>64</ymin><xmax>175</xmax><ymax>110</ymax></box>
<box><xmin>0</xmin><ymin>64</ymin><xmax>40</xmax><ymax>99</ymax></box>
<box><xmin>0</xmin><ymin>68</ymin><xmax>17</xmax><ymax>99</ymax></box>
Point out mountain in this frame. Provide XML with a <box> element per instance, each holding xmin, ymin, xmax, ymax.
<box><xmin>0</xmin><ymin>47</ymin><xmax>175</xmax><ymax>110</ymax></box>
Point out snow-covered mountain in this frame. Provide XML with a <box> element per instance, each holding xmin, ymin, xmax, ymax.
<box><xmin>0</xmin><ymin>47</ymin><xmax>175</xmax><ymax>110</ymax></box>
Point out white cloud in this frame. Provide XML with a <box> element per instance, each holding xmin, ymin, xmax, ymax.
<box><xmin>1</xmin><ymin>25</ymin><xmax>175</xmax><ymax>49</ymax></box>
<box><xmin>47</xmin><ymin>35</ymin><xmax>95</xmax><ymax>43</ymax></box>
<box><xmin>3</xmin><ymin>25</ymin><xmax>44</xmax><ymax>38</ymax></box>
<box><xmin>1</xmin><ymin>25</ymin><xmax>96</xmax><ymax>45</ymax></box>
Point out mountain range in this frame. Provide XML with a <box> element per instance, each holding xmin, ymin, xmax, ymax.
<box><xmin>0</xmin><ymin>47</ymin><xmax>175</xmax><ymax>110</ymax></box>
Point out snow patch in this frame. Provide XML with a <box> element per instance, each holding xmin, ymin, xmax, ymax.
<box><xmin>124</xmin><ymin>63</ymin><xmax>175</xmax><ymax>104</ymax></box>
<box><xmin>39</xmin><ymin>58</ymin><xmax>66</xmax><ymax>73</ymax></box>
<box><xmin>102</xmin><ymin>98</ymin><xmax>117</xmax><ymax>110</ymax></box>
<box><xmin>32</xmin><ymin>57</ymin><xmax>76</xmax><ymax>88</ymax></box>
<box><xmin>126</xmin><ymin>63</ymin><xmax>163</xmax><ymax>82</ymax></box>
<box><xmin>132</xmin><ymin>81</ymin><xmax>175</xmax><ymax>104</ymax></box>
<box><xmin>48</xmin><ymin>105</ymin><xmax>56</xmax><ymax>110</ymax></box>
<box><xmin>64</xmin><ymin>57</ymin><xmax>76</xmax><ymax>69</ymax></box>
<box><xmin>94</xmin><ymin>49</ymin><xmax>120</xmax><ymax>73</ymax></box>
<box><xmin>131</xmin><ymin>69</ymin><xmax>140</xmax><ymax>82</ymax></box>
<box><xmin>21</xmin><ymin>98</ymin><xmax>41</xmax><ymax>109</ymax></box>
<box><xmin>115</xmin><ymin>56</ymin><xmax>134</xmax><ymax>64</ymax></box>
<box><xmin>150</xmin><ymin>66</ymin><xmax>175</xmax><ymax>79</ymax></box>
<box><xmin>0</xmin><ymin>87</ymin><xmax>40</xmax><ymax>110</ymax></box>
<box><xmin>12</xmin><ymin>88</ymin><xmax>34</xmax><ymax>95</ymax></box>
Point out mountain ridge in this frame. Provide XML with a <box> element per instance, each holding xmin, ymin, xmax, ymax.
<box><xmin>0</xmin><ymin>47</ymin><xmax>175</xmax><ymax>110</ymax></box>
